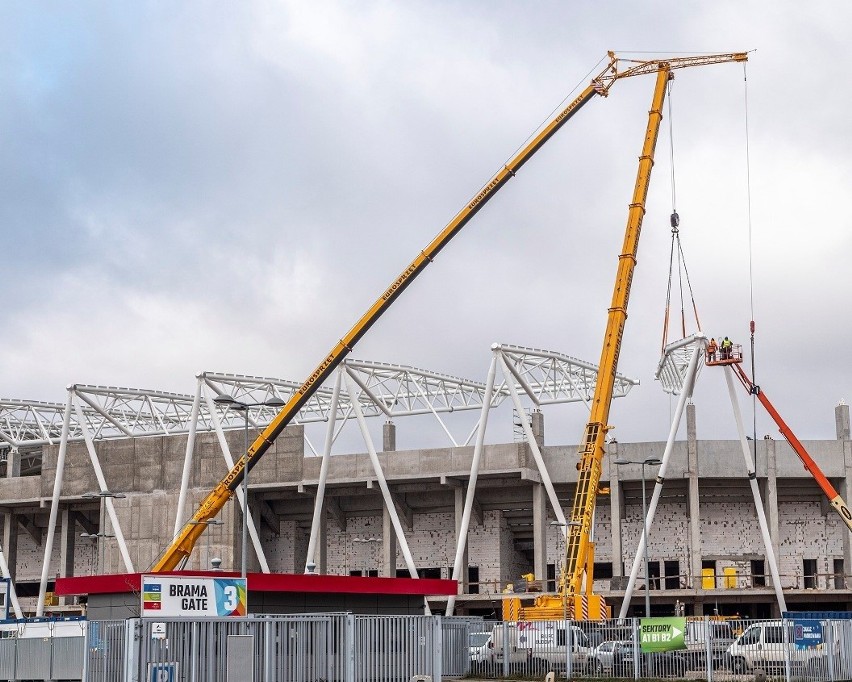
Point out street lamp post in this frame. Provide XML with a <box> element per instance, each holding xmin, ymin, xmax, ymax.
<box><xmin>614</xmin><ymin>457</ymin><xmax>662</xmax><ymax>618</ymax></box>
<box><xmin>189</xmin><ymin>519</ymin><xmax>225</xmax><ymax>570</ymax></box>
<box><xmin>213</xmin><ymin>395</ymin><xmax>286</xmax><ymax>580</ymax></box>
<box><xmin>80</xmin><ymin>532</ymin><xmax>115</xmax><ymax>574</ymax></box>
<box><xmin>82</xmin><ymin>491</ymin><xmax>126</xmax><ymax>573</ymax></box>
<box><xmin>352</xmin><ymin>537</ymin><xmax>380</xmax><ymax>576</ymax></box>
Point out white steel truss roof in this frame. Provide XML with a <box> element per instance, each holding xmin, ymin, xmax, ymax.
<box><xmin>1</xmin><ymin>345</ymin><xmax>639</xmax><ymax>450</ymax></box>
<box><xmin>493</xmin><ymin>343</ymin><xmax>639</xmax><ymax>405</ymax></box>
<box><xmin>655</xmin><ymin>334</ymin><xmax>706</xmax><ymax>395</ymax></box>
<box><xmin>0</xmin><ymin>399</ymin><xmax>70</xmax><ymax>449</ymax></box>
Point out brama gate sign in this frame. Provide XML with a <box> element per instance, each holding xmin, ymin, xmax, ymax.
<box><xmin>141</xmin><ymin>575</ymin><xmax>247</xmax><ymax>618</ymax></box>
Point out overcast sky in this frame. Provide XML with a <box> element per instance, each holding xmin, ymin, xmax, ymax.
<box><xmin>2</xmin><ymin>1</ymin><xmax>850</xmax><ymax>452</ymax></box>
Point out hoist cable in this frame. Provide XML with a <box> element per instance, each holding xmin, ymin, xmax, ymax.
<box><xmin>667</xmin><ymin>80</ymin><xmax>677</xmax><ymax>212</ymax></box>
<box><xmin>661</xmin><ymin>77</ymin><xmax>703</xmax><ymax>349</ymax></box>
<box><xmin>743</xmin><ymin>61</ymin><xmax>758</xmax><ymax>465</ymax></box>
<box><xmin>677</xmin><ymin>237</ymin><xmax>686</xmax><ymax>338</ymax></box>
<box><xmin>677</xmin><ymin>238</ymin><xmax>703</xmax><ymax>332</ymax></box>
<box><xmin>662</xmin><ymin>238</ymin><xmax>676</xmax><ymax>352</ymax></box>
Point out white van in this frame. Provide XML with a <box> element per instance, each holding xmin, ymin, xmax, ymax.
<box><xmin>683</xmin><ymin>619</ymin><xmax>736</xmax><ymax>668</ymax></box>
<box><xmin>471</xmin><ymin>621</ymin><xmax>591</xmax><ymax>674</ymax></box>
<box><xmin>727</xmin><ymin>620</ymin><xmax>833</xmax><ymax>673</ymax></box>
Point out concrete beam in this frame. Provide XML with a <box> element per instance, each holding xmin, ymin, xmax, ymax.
<box><xmin>520</xmin><ymin>468</ymin><xmax>542</xmax><ymax>484</ymax></box>
<box><xmin>687</xmin><ymin>403</ymin><xmax>702</xmax><ymax>590</ymax></box>
<box><xmin>258</xmin><ymin>500</ymin><xmax>280</xmax><ymax>535</ymax></box>
<box><xmin>2</xmin><ymin>514</ymin><xmax>17</xmax><ymax>583</ymax></box>
<box><xmin>382</xmin><ymin>506</ymin><xmax>397</xmax><ymax>578</ymax></box>
<box><xmin>73</xmin><ymin>511</ymin><xmax>98</xmax><ymax>536</ymax></box>
<box><xmin>471</xmin><ymin>498</ymin><xmax>484</xmax><ymax>527</ymax></box>
<box><xmin>532</xmin><ymin>484</ymin><xmax>547</xmax><ymax>582</ymax></box>
<box><xmin>325</xmin><ymin>497</ymin><xmax>347</xmax><ymax>532</ymax></box>
<box><xmin>17</xmin><ymin>515</ymin><xmax>42</xmax><ymax>546</ymax></box>
<box><xmin>389</xmin><ymin>491</ymin><xmax>414</xmax><ymax>532</ymax></box>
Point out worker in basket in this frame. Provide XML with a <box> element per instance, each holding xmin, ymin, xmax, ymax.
<box><xmin>721</xmin><ymin>336</ymin><xmax>733</xmax><ymax>360</ymax></box>
<box><xmin>707</xmin><ymin>338</ymin><xmax>718</xmax><ymax>362</ymax></box>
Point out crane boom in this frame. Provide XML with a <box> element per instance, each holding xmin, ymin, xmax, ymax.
<box><xmin>732</xmin><ymin>363</ymin><xmax>852</xmax><ymax>533</ymax></box>
<box><xmin>562</xmin><ymin>65</ymin><xmax>670</xmax><ymax>599</ymax></box>
<box><xmin>153</xmin><ymin>51</ymin><xmax>747</xmax><ymax>574</ymax></box>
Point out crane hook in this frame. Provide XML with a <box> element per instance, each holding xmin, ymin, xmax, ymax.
<box><xmin>670</xmin><ymin>211</ymin><xmax>680</xmax><ymax>231</ymax></box>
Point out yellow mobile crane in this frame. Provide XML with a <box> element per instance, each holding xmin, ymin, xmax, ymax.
<box><xmin>506</xmin><ymin>53</ymin><xmax>747</xmax><ymax>621</ymax></box>
<box><xmin>152</xmin><ymin>52</ymin><xmax>747</xmax><ymax>575</ymax></box>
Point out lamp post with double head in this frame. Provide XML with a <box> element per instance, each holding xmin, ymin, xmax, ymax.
<box><xmin>189</xmin><ymin>519</ymin><xmax>225</xmax><ymax>570</ymax></box>
<box><xmin>614</xmin><ymin>457</ymin><xmax>662</xmax><ymax>618</ymax></box>
<box><xmin>213</xmin><ymin>395</ymin><xmax>286</xmax><ymax>580</ymax></box>
<box><xmin>81</xmin><ymin>490</ymin><xmax>126</xmax><ymax>574</ymax></box>
<box><xmin>352</xmin><ymin>537</ymin><xmax>380</xmax><ymax>576</ymax></box>
<box><xmin>79</xmin><ymin>532</ymin><xmax>115</xmax><ymax>574</ymax></box>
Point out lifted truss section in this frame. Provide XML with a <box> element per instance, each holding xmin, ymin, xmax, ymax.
<box><xmin>654</xmin><ymin>333</ymin><xmax>706</xmax><ymax>395</ymax></box>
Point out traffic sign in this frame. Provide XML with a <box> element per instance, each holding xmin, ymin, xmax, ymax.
<box><xmin>639</xmin><ymin>617</ymin><xmax>687</xmax><ymax>653</ymax></box>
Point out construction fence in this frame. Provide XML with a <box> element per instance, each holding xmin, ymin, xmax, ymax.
<box><xmin>1</xmin><ymin>614</ymin><xmax>852</xmax><ymax>681</ymax></box>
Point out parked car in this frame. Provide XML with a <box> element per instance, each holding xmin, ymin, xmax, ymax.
<box><xmin>726</xmin><ymin>620</ymin><xmax>835</xmax><ymax>674</ymax></box>
<box><xmin>587</xmin><ymin>640</ymin><xmax>631</xmax><ymax>675</ymax></box>
<box><xmin>613</xmin><ymin>641</ymin><xmax>687</xmax><ymax>678</ymax></box>
<box><xmin>682</xmin><ymin>619</ymin><xmax>736</xmax><ymax>669</ymax></box>
<box><xmin>469</xmin><ymin>621</ymin><xmax>592</xmax><ymax>675</ymax></box>
<box><xmin>469</xmin><ymin>630</ymin><xmax>492</xmax><ymax>666</ymax></box>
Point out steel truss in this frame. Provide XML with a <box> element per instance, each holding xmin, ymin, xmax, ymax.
<box><xmin>21</xmin><ymin>346</ymin><xmax>639</xmax><ymax>615</ymax></box>
<box><xmin>654</xmin><ymin>334</ymin><xmax>705</xmax><ymax>395</ymax></box>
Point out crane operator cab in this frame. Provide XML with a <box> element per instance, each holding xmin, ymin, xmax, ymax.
<box><xmin>706</xmin><ymin>337</ymin><xmax>743</xmax><ymax>366</ymax></box>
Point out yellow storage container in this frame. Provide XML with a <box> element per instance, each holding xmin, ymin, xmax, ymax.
<box><xmin>723</xmin><ymin>566</ymin><xmax>738</xmax><ymax>588</ymax></box>
<box><xmin>702</xmin><ymin>567</ymin><xmax>716</xmax><ymax>589</ymax></box>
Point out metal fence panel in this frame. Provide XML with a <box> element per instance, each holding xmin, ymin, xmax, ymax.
<box><xmin>15</xmin><ymin>637</ymin><xmax>51</xmax><ymax>680</ymax></box>
<box><xmin>52</xmin><ymin>635</ymin><xmax>85</xmax><ymax>679</ymax></box>
<box><xmin>354</xmin><ymin>615</ymin><xmax>437</xmax><ymax>682</ymax></box>
<box><xmin>0</xmin><ymin>639</ymin><xmax>15</xmax><ymax>680</ymax></box>
<box><xmin>442</xmin><ymin>617</ymin><xmax>472</xmax><ymax>677</ymax></box>
<box><xmin>86</xmin><ymin>619</ymin><xmax>128</xmax><ymax>682</ymax></box>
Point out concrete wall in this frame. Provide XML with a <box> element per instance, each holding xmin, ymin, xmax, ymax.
<box><xmin>3</xmin><ymin>403</ymin><xmax>852</xmax><ymax>615</ymax></box>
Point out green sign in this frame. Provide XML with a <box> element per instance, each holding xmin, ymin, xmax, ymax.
<box><xmin>639</xmin><ymin>617</ymin><xmax>687</xmax><ymax>653</ymax></box>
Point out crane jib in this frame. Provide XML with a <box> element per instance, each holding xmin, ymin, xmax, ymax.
<box><xmin>156</xmin><ymin>51</ymin><xmax>747</xmax><ymax>572</ymax></box>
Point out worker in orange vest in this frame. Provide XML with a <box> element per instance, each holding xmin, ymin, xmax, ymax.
<box><xmin>707</xmin><ymin>338</ymin><xmax>718</xmax><ymax>362</ymax></box>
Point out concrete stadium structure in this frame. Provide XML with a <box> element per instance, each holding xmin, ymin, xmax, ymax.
<box><xmin>1</xmin><ymin>371</ymin><xmax>850</xmax><ymax>619</ymax></box>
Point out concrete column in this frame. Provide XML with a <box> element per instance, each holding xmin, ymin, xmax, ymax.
<box><xmin>608</xmin><ymin>441</ymin><xmax>623</xmax><ymax>577</ymax></box>
<box><xmin>836</xmin><ymin>403</ymin><xmax>850</xmax><ymax>441</ymax></box>
<box><xmin>530</xmin><ymin>411</ymin><xmax>544</xmax><ymax>449</ymax></box>
<box><xmin>4</xmin><ymin>449</ymin><xmax>20</xmax><ymax>478</ymax></box>
<box><xmin>382</xmin><ymin>506</ymin><xmax>397</xmax><ymax>578</ymax></box>
<box><xmin>686</xmin><ymin>403</ymin><xmax>702</xmax><ymax>590</ymax></box>
<box><xmin>59</xmin><ymin>508</ymin><xmax>75</xmax><ymax>605</ymax></box>
<box><xmin>2</xmin><ymin>514</ymin><xmax>17</xmax><ymax>583</ymax></box>
<box><xmin>764</xmin><ymin>437</ymin><xmax>781</xmax><ymax>588</ymax></box>
<box><xmin>532</xmin><ymin>483</ymin><xmax>547</xmax><ymax>582</ymax></box>
<box><xmin>842</xmin><ymin>438</ymin><xmax>852</xmax><ymax>589</ymax></box>
<box><xmin>383</xmin><ymin>421</ymin><xmax>396</xmax><ymax>452</ymax></box>
<box><xmin>317</xmin><ymin>504</ymin><xmax>328</xmax><ymax>574</ymax></box>
<box><xmin>59</xmin><ymin>508</ymin><xmax>75</xmax><ymax>577</ymax></box>
<box><xmin>453</xmin><ymin>487</ymin><xmax>469</xmax><ymax>592</ymax></box>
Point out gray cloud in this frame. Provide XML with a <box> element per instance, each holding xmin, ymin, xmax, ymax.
<box><xmin>1</xmin><ymin>1</ymin><xmax>849</xmax><ymax>451</ymax></box>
